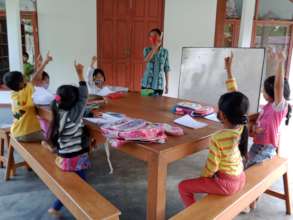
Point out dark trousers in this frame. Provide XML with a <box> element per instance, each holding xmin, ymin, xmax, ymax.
<box><xmin>52</xmin><ymin>169</ymin><xmax>87</xmax><ymax>211</ymax></box>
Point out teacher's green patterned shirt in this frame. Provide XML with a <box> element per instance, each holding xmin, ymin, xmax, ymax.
<box><xmin>142</xmin><ymin>47</ymin><xmax>170</xmax><ymax>91</ymax></box>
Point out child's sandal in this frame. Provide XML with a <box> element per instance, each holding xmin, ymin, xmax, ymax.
<box><xmin>48</xmin><ymin>208</ymin><xmax>62</xmax><ymax>219</ymax></box>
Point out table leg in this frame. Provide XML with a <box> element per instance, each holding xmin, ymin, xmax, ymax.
<box><xmin>147</xmin><ymin>155</ymin><xmax>168</xmax><ymax>220</ymax></box>
<box><xmin>4</xmin><ymin>144</ymin><xmax>14</xmax><ymax>181</ymax></box>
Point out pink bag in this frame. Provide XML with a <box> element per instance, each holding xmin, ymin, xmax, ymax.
<box><xmin>101</xmin><ymin>117</ymin><xmax>184</xmax><ymax>147</ymax></box>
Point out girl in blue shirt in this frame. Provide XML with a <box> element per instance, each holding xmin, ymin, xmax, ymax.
<box><xmin>142</xmin><ymin>28</ymin><xmax>170</xmax><ymax>96</ymax></box>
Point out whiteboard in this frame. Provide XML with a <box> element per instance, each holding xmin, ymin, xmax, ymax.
<box><xmin>0</xmin><ymin>91</ymin><xmax>11</xmax><ymax>105</ymax></box>
<box><xmin>179</xmin><ymin>48</ymin><xmax>265</xmax><ymax>113</ymax></box>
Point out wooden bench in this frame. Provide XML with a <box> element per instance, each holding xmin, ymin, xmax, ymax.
<box><xmin>170</xmin><ymin>156</ymin><xmax>291</xmax><ymax>220</ymax></box>
<box><xmin>0</xmin><ymin>127</ymin><xmax>10</xmax><ymax>168</ymax></box>
<box><xmin>5</xmin><ymin>136</ymin><xmax>121</xmax><ymax>220</ymax></box>
<box><xmin>0</xmin><ymin>126</ymin><xmax>28</xmax><ymax>179</ymax></box>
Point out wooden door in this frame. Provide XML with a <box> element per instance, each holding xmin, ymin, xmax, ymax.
<box><xmin>130</xmin><ymin>0</ymin><xmax>164</xmax><ymax>91</ymax></box>
<box><xmin>97</xmin><ymin>0</ymin><xmax>164</xmax><ymax>91</ymax></box>
<box><xmin>98</xmin><ymin>0</ymin><xmax>131</xmax><ymax>88</ymax></box>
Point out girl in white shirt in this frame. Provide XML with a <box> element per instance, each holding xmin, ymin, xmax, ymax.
<box><xmin>87</xmin><ymin>56</ymin><xmax>128</xmax><ymax>96</ymax></box>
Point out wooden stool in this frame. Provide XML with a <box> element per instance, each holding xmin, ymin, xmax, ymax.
<box><xmin>0</xmin><ymin>127</ymin><xmax>10</xmax><ymax>168</ymax></box>
<box><xmin>3</xmin><ymin>133</ymin><xmax>28</xmax><ymax>181</ymax></box>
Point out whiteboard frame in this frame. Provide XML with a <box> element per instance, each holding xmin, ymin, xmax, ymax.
<box><xmin>178</xmin><ymin>47</ymin><xmax>266</xmax><ymax>113</ymax></box>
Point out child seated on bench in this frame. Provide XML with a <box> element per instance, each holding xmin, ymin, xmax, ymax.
<box><xmin>178</xmin><ymin>53</ymin><xmax>249</xmax><ymax>207</ymax></box>
<box><xmin>3</xmin><ymin>52</ymin><xmax>52</xmax><ymax>142</ymax></box>
<box><xmin>246</xmin><ymin>49</ymin><xmax>291</xmax><ymax>168</ymax></box>
<box><xmin>45</xmin><ymin>61</ymin><xmax>91</xmax><ymax>218</ymax></box>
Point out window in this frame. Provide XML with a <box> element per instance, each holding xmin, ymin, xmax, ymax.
<box><xmin>215</xmin><ymin>0</ymin><xmax>293</xmax><ymax>78</ymax></box>
<box><xmin>257</xmin><ymin>0</ymin><xmax>293</xmax><ymax>20</ymax></box>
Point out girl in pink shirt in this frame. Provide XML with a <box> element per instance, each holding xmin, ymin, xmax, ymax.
<box><xmin>246</xmin><ymin>50</ymin><xmax>291</xmax><ymax>168</ymax></box>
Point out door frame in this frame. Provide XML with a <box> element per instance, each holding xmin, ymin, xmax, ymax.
<box><xmin>0</xmin><ymin>10</ymin><xmax>40</xmax><ymax>61</ymax></box>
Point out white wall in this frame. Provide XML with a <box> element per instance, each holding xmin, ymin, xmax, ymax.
<box><xmin>163</xmin><ymin>0</ymin><xmax>217</xmax><ymax>97</ymax></box>
<box><xmin>37</xmin><ymin>0</ymin><xmax>96</xmax><ymax>91</ymax></box>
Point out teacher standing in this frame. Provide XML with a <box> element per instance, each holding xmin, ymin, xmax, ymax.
<box><xmin>141</xmin><ymin>28</ymin><xmax>170</xmax><ymax>96</ymax></box>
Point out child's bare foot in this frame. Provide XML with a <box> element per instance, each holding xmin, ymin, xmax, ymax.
<box><xmin>241</xmin><ymin>206</ymin><xmax>251</xmax><ymax>214</ymax></box>
<box><xmin>41</xmin><ymin>141</ymin><xmax>54</xmax><ymax>152</ymax></box>
<box><xmin>48</xmin><ymin>208</ymin><xmax>62</xmax><ymax>219</ymax></box>
<box><xmin>250</xmin><ymin>200</ymin><xmax>257</xmax><ymax>209</ymax></box>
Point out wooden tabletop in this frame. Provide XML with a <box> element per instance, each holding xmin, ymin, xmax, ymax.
<box><xmin>38</xmin><ymin>93</ymin><xmax>221</xmax><ymax>155</ymax></box>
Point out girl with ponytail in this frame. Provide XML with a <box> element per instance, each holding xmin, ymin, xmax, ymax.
<box><xmin>178</xmin><ymin>53</ymin><xmax>249</xmax><ymax>207</ymax></box>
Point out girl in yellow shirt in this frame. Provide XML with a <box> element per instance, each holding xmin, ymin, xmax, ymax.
<box><xmin>178</xmin><ymin>53</ymin><xmax>249</xmax><ymax>207</ymax></box>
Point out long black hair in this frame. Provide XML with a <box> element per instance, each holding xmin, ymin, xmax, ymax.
<box><xmin>218</xmin><ymin>91</ymin><xmax>250</xmax><ymax>157</ymax></box>
<box><xmin>50</xmin><ymin>85</ymin><xmax>80</xmax><ymax>146</ymax></box>
<box><xmin>264</xmin><ymin>76</ymin><xmax>291</xmax><ymax>125</ymax></box>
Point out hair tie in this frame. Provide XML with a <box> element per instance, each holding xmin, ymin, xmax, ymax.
<box><xmin>241</xmin><ymin>115</ymin><xmax>248</xmax><ymax>125</ymax></box>
<box><xmin>55</xmin><ymin>95</ymin><xmax>61</xmax><ymax>103</ymax></box>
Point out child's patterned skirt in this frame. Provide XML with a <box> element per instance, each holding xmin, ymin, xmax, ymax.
<box><xmin>55</xmin><ymin>153</ymin><xmax>91</xmax><ymax>172</ymax></box>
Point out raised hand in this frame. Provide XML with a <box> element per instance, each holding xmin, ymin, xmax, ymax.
<box><xmin>91</xmin><ymin>56</ymin><xmax>98</xmax><ymax>68</ymax></box>
<box><xmin>74</xmin><ymin>60</ymin><xmax>85</xmax><ymax>81</ymax></box>
<box><xmin>44</xmin><ymin>51</ymin><xmax>53</xmax><ymax>64</ymax></box>
<box><xmin>275</xmin><ymin>49</ymin><xmax>286</xmax><ymax>64</ymax></box>
<box><xmin>224</xmin><ymin>51</ymin><xmax>234</xmax><ymax>71</ymax></box>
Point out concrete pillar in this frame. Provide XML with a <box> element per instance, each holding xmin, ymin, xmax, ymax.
<box><xmin>5</xmin><ymin>0</ymin><xmax>23</xmax><ymax>71</ymax></box>
<box><xmin>238</xmin><ymin>0</ymin><xmax>256</xmax><ymax>47</ymax></box>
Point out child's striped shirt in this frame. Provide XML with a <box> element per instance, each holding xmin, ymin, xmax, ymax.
<box><xmin>201</xmin><ymin>126</ymin><xmax>244</xmax><ymax>177</ymax></box>
<box><xmin>201</xmin><ymin>77</ymin><xmax>243</xmax><ymax>177</ymax></box>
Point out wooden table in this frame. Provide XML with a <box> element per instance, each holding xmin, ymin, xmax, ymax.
<box><xmin>38</xmin><ymin>93</ymin><xmax>222</xmax><ymax>220</ymax></box>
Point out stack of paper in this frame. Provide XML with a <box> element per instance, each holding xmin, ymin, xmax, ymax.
<box><xmin>84</xmin><ymin>112</ymin><xmax>126</xmax><ymax>126</ymax></box>
<box><xmin>97</xmin><ymin>87</ymin><xmax>114</xmax><ymax>96</ymax></box>
<box><xmin>174</xmin><ymin>115</ymin><xmax>207</xmax><ymax>129</ymax></box>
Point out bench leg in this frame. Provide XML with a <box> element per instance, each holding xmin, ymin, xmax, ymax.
<box><xmin>0</xmin><ymin>138</ymin><xmax>4</xmax><ymax>168</ymax></box>
<box><xmin>4</xmin><ymin>144</ymin><xmax>14</xmax><ymax>181</ymax></box>
<box><xmin>283</xmin><ymin>172</ymin><xmax>292</xmax><ymax>215</ymax></box>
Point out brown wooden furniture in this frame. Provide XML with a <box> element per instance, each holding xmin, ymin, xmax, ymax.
<box><xmin>37</xmin><ymin>93</ymin><xmax>222</xmax><ymax>220</ymax></box>
<box><xmin>0</xmin><ymin>126</ymin><xmax>10</xmax><ymax>168</ymax></box>
<box><xmin>170</xmin><ymin>156</ymin><xmax>291</xmax><ymax>220</ymax></box>
<box><xmin>97</xmin><ymin>0</ymin><xmax>165</xmax><ymax>91</ymax></box>
<box><xmin>0</xmin><ymin>125</ymin><xmax>28</xmax><ymax>178</ymax></box>
<box><xmin>5</xmin><ymin>136</ymin><xmax>121</xmax><ymax>220</ymax></box>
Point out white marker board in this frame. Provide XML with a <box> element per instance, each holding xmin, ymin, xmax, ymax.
<box><xmin>179</xmin><ymin>48</ymin><xmax>265</xmax><ymax>113</ymax></box>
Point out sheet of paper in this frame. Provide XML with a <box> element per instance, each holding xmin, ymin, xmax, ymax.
<box><xmin>97</xmin><ymin>87</ymin><xmax>114</xmax><ymax>96</ymax></box>
<box><xmin>0</xmin><ymin>91</ymin><xmax>11</xmax><ymax>104</ymax></box>
<box><xmin>204</xmin><ymin>113</ymin><xmax>220</xmax><ymax>122</ymax></box>
<box><xmin>174</xmin><ymin>115</ymin><xmax>207</xmax><ymax>129</ymax></box>
<box><xmin>110</xmin><ymin>86</ymin><xmax>128</xmax><ymax>93</ymax></box>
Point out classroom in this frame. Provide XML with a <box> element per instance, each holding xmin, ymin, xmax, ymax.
<box><xmin>0</xmin><ymin>0</ymin><xmax>293</xmax><ymax>219</ymax></box>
